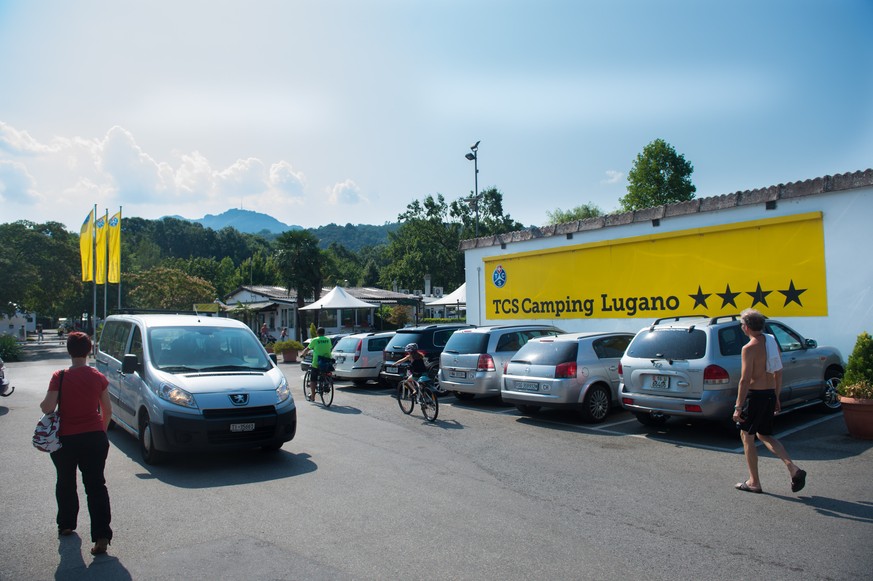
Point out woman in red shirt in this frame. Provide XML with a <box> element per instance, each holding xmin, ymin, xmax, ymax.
<box><xmin>39</xmin><ymin>332</ymin><xmax>113</xmax><ymax>555</ymax></box>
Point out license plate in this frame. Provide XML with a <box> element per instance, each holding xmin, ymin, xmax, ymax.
<box><xmin>386</xmin><ymin>366</ymin><xmax>398</xmax><ymax>374</ymax></box>
<box><xmin>650</xmin><ymin>375</ymin><xmax>670</xmax><ymax>390</ymax></box>
<box><xmin>449</xmin><ymin>370</ymin><xmax>466</xmax><ymax>379</ymax></box>
<box><xmin>516</xmin><ymin>381</ymin><xmax>539</xmax><ymax>392</ymax></box>
<box><xmin>230</xmin><ymin>423</ymin><xmax>255</xmax><ymax>432</ymax></box>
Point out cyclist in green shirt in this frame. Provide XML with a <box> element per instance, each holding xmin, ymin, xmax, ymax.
<box><xmin>302</xmin><ymin>327</ymin><xmax>332</xmax><ymax>402</ymax></box>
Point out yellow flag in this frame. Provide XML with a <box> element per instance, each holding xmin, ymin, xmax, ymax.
<box><xmin>95</xmin><ymin>211</ymin><xmax>108</xmax><ymax>284</ymax></box>
<box><xmin>79</xmin><ymin>209</ymin><xmax>94</xmax><ymax>282</ymax></box>
<box><xmin>108</xmin><ymin>211</ymin><xmax>122</xmax><ymax>283</ymax></box>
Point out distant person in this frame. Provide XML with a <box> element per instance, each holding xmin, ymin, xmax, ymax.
<box><xmin>733</xmin><ymin>309</ymin><xmax>806</xmax><ymax>494</ymax></box>
<box><xmin>37</xmin><ymin>323</ymin><xmax>44</xmax><ymax>343</ymax></box>
<box><xmin>280</xmin><ymin>327</ymin><xmax>288</xmax><ymax>341</ymax></box>
<box><xmin>259</xmin><ymin>323</ymin><xmax>269</xmax><ymax>344</ymax></box>
<box><xmin>39</xmin><ymin>332</ymin><xmax>114</xmax><ymax>555</ymax></box>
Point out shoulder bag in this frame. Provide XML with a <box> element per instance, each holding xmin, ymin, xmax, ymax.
<box><xmin>33</xmin><ymin>370</ymin><xmax>64</xmax><ymax>453</ymax></box>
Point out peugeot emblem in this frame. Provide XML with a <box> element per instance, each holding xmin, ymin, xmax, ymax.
<box><xmin>229</xmin><ymin>394</ymin><xmax>249</xmax><ymax>406</ymax></box>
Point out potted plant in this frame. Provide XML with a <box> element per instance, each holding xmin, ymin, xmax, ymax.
<box><xmin>838</xmin><ymin>331</ymin><xmax>873</xmax><ymax>440</ymax></box>
<box><xmin>272</xmin><ymin>339</ymin><xmax>304</xmax><ymax>363</ymax></box>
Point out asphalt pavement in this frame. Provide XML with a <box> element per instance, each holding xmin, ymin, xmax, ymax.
<box><xmin>2</xmin><ymin>344</ymin><xmax>872</xmax><ymax>581</ymax></box>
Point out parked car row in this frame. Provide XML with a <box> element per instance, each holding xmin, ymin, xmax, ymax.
<box><xmin>354</xmin><ymin>317</ymin><xmax>845</xmax><ymax>429</ymax></box>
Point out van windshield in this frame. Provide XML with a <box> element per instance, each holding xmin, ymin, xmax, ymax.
<box><xmin>148</xmin><ymin>326</ymin><xmax>272</xmax><ymax>372</ymax></box>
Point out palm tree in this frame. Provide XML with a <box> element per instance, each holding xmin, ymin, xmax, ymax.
<box><xmin>275</xmin><ymin>231</ymin><xmax>323</xmax><ymax>341</ymax></box>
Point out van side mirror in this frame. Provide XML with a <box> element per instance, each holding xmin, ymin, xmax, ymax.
<box><xmin>805</xmin><ymin>338</ymin><xmax>817</xmax><ymax>349</ymax></box>
<box><xmin>269</xmin><ymin>353</ymin><xmax>278</xmax><ymax>365</ymax></box>
<box><xmin>122</xmin><ymin>354</ymin><xmax>139</xmax><ymax>374</ymax></box>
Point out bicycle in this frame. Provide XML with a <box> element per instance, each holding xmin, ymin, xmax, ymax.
<box><xmin>396</xmin><ymin>372</ymin><xmax>439</xmax><ymax>422</ymax></box>
<box><xmin>302</xmin><ymin>360</ymin><xmax>335</xmax><ymax>407</ymax></box>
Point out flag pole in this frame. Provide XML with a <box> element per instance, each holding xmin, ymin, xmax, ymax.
<box><xmin>103</xmin><ymin>208</ymin><xmax>109</xmax><ymax>322</ymax></box>
<box><xmin>91</xmin><ymin>203</ymin><xmax>97</xmax><ymax>342</ymax></box>
<box><xmin>117</xmin><ymin>206</ymin><xmax>122</xmax><ymax>310</ymax></box>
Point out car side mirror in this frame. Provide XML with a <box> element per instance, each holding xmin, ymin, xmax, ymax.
<box><xmin>805</xmin><ymin>338</ymin><xmax>817</xmax><ymax>349</ymax></box>
<box><xmin>122</xmin><ymin>354</ymin><xmax>139</xmax><ymax>374</ymax></box>
<box><xmin>269</xmin><ymin>353</ymin><xmax>278</xmax><ymax>365</ymax></box>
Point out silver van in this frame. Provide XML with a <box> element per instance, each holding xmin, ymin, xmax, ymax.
<box><xmin>439</xmin><ymin>325</ymin><xmax>564</xmax><ymax>400</ymax></box>
<box><xmin>95</xmin><ymin>314</ymin><xmax>296</xmax><ymax>464</ymax></box>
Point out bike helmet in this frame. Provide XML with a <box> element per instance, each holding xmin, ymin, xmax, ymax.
<box><xmin>404</xmin><ymin>342</ymin><xmax>419</xmax><ymax>352</ymax></box>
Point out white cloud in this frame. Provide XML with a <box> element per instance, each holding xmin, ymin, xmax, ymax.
<box><xmin>328</xmin><ymin>179</ymin><xmax>365</xmax><ymax>205</ymax></box>
<box><xmin>0</xmin><ymin>159</ymin><xmax>39</xmax><ymax>203</ymax></box>
<box><xmin>270</xmin><ymin>161</ymin><xmax>306</xmax><ymax>198</ymax></box>
<box><xmin>601</xmin><ymin>170</ymin><xmax>623</xmax><ymax>184</ymax></box>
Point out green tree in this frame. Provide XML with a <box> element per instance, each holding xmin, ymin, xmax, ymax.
<box><xmin>545</xmin><ymin>202</ymin><xmax>603</xmax><ymax>225</ymax></box>
<box><xmin>448</xmin><ymin>187</ymin><xmax>524</xmax><ymax>239</ymax></box>
<box><xmin>126</xmin><ymin>267</ymin><xmax>216</xmax><ymax>310</ymax></box>
<box><xmin>0</xmin><ymin>221</ymin><xmax>82</xmax><ymax>319</ymax></box>
<box><xmin>380</xmin><ymin>194</ymin><xmax>464</xmax><ymax>292</ymax></box>
<box><xmin>620</xmin><ymin>138</ymin><xmax>696</xmax><ymax>211</ymax></box>
<box><xmin>275</xmin><ymin>230</ymin><xmax>324</xmax><ymax>341</ymax></box>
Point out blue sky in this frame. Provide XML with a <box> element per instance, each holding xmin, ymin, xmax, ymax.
<box><xmin>1</xmin><ymin>0</ymin><xmax>871</xmax><ymax>232</ymax></box>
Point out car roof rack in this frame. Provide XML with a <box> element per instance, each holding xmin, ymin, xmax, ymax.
<box><xmin>651</xmin><ymin>315</ymin><xmax>708</xmax><ymax>325</ymax></box>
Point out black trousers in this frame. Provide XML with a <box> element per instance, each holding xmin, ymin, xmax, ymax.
<box><xmin>50</xmin><ymin>431</ymin><xmax>112</xmax><ymax>542</ymax></box>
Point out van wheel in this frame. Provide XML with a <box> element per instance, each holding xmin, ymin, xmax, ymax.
<box><xmin>454</xmin><ymin>391</ymin><xmax>475</xmax><ymax>401</ymax></box>
<box><xmin>515</xmin><ymin>404</ymin><xmax>541</xmax><ymax>416</ymax></box>
<box><xmin>634</xmin><ymin>412</ymin><xmax>669</xmax><ymax>427</ymax></box>
<box><xmin>818</xmin><ymin>368</ymin><xmax>843</xmax><ymax>413</ymax></box>
<box><xmin>139</xmin><ymin>412</ymin><xmax>165</xmax><ymax>465</ymax></box>
<box><xmin>580</xmin><ymin>384</ymin><xmax>610</xmax><ymax>423</ymax></box>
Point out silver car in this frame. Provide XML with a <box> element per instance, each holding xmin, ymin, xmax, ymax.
<box><xmin>331</xmin><ymin>331</ymin><xmax>395</xmax><ymax>385</ymax></box>
<box><xmin>502</xmin><ymin>332</ymin><xmax>634</xmax><ymax>423</ymax></box>
<box><xmin>439</xmin><ymin>325</ymin><xmax>563</xmax><ymax>400</ymax></box>
<box><xmin>618</xmin><ymin>315</ymin><xmax>844</xmax><ymax>427</ymax></box>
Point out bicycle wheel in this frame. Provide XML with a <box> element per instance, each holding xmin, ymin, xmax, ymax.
<box><xmin>302</xmin><ymin>369</ymin><xmax>311</xmax><ymax>401</ymax></box>
<box><xmin>420</xmin><ymin>388</ymin><xmax>439</xmax><ymax>422</ymax></box>
<box><xmin>397</xmin><ymin>382</ymin><xmax>414</xmax><ymax>414</ymax></box>
<box><xmin>320</xmin><ymin>375</ymin><xmax>334</xmax><ymax>407</ymax></box>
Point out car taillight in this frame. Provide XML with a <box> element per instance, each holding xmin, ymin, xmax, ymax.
<box><xmin>555</xmin><ymin>361</ymin><xmax>577</xmax><ymax>379</ymax></box>
<box><xmin>354</xmin><ymin>339</ymin><xmax>362</xmax><ymax>362</ymax></box>
<box><xmin>618</xmin><ymin>362</ymin><xmax>623</xmax><ymax>378</ymax></box>
<box><xmin>704</xmin><ymin>365</ymin><xmax>730</xmax><ymax>384</ymax></box>
<box><xmin>477</xmin><ymin>354</ymin><xmax>495</xmax><ymax>372</ymax></box>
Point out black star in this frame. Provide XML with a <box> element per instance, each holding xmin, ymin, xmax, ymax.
<box><xmin>717</xmin><ymin>284</ymin><xmax>741</xmax><ymax>309</ymax></box>
<box><xmin>689</xmin><ymin>285</ymin><xmax>710</xmax><ymax>309</ymax></box>
<box><xmin>747</xmin><ymin>282</ymin><xmax>772</xmax><ymax>308</ymax></box>
<box><xmin>779</xmin><ymin>279</ymin><xmax>807</xmax><ymax>307</ymax></box>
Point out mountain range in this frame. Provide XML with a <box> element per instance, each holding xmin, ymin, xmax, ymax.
<box><xmin>169</xmin><ymin>208</ymin><xmax>398</xmax><ymax>250</ymax></box>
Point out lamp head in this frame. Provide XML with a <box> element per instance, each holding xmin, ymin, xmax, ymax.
<box><xmin>470</xmin><ymin>140</ymin><xmax>480</xmax><ymax>152</ymax></box>
<box><xmin>465</xmin><ymin>152</ymin><xmax>475</xmax><ymax>161</ymax></box>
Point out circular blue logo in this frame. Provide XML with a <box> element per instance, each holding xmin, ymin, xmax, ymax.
<box><xmin>492</xmin><ymin>265</ymin><xmax>506</xmax><ymax>288</ymax></box>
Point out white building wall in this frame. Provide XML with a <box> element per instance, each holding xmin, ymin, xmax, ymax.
<box><xmin>464</xmin><ymin>180</ymin><xmax>873</xmax><ymax>358</ymax></box>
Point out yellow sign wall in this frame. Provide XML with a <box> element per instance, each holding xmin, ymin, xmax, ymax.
<box><xmin>484</xmin><ymin>212</ymin><xmax>826</xmax><ymax>319</ymax></box>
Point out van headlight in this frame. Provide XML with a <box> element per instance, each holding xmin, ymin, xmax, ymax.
<box><xmin>157</xmin><ymin>382</ymin><xmax>197</xmax><ymax>408</ymax></box>
<box><xmin>276</xmin><ymin>376</ymin><xmax>290</xmax><ymax>403</ymax></box>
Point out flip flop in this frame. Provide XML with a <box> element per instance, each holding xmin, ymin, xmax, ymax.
<box><xmin>791</xmin><ymin>469</ymin><xmax>807</xmax><ymax>493</ymax></box>
<box><xmin>735</xmin><ymin>481</ymin><xmax>763</xmax><ymax>494</ymax></box>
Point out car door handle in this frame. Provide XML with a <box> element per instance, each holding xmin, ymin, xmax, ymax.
<box><xmin>676</xmin><ymin>381</ymin><xmax>689</xmax><ymax>387</ymax></box>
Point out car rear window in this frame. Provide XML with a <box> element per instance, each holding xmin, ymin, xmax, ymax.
<box><xmin>626</xmin><ymin>328</ymin><xmax>707</xmax><ymax>360</ymax></box>
<box><xmin>385</xmin><ymin>331</ymin><xmax>428</xmax><ymax>350</ymax></box>
<box><xmin>443</xmin><ymin>332</ymin><xmax>488</xmax><ymax>354</ymax></box>
<box><xmin>334</xmin><ymin>337</ymin><xmax>360</xmax><ymax>352</ymax></box>
<box><xmin>718</xmin><ymin>325</ymin><xmax>748</xmax><ymax>357</ymax></box>
<box><xmin>511</xmin><ymin>340</ymin><xmax>578</xmax><ymax>365</ymax></box>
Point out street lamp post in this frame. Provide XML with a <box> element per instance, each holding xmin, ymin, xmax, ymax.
<box><xmin>465</xmin><ymin>140</ymin><xmax>480</xmax><ymax>237</ymax></box>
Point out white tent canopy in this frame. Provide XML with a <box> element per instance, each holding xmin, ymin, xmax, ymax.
<box><xmin>427</xmin><ymin>283</ymin><xmax>466</xmax><ymax>307</ymax></box>
<box><xmin>299</xmin><ymin>286</ymin><xmax>378</xmax><ymax>310</ymax></box>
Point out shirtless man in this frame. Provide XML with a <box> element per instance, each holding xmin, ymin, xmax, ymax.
<box><xmin>733</xmin><ymin>308</ymin><xmax>806</xmax><ymax>494</ymax></box>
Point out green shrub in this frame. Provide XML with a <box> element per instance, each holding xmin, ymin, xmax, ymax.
<box><xmin>0</xmin><ymin>334</ymin><xmax>22</xmax><ymax>361</ymax></box>
<box><xmin>273</xmin><ymin>339</ymin><xmax>304</xmax><ymax>352</ymax></box>
<box><xmin>839</xmin><ymin>332</ymin><xmax>873</xmax><ymax>399</ymax></box>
